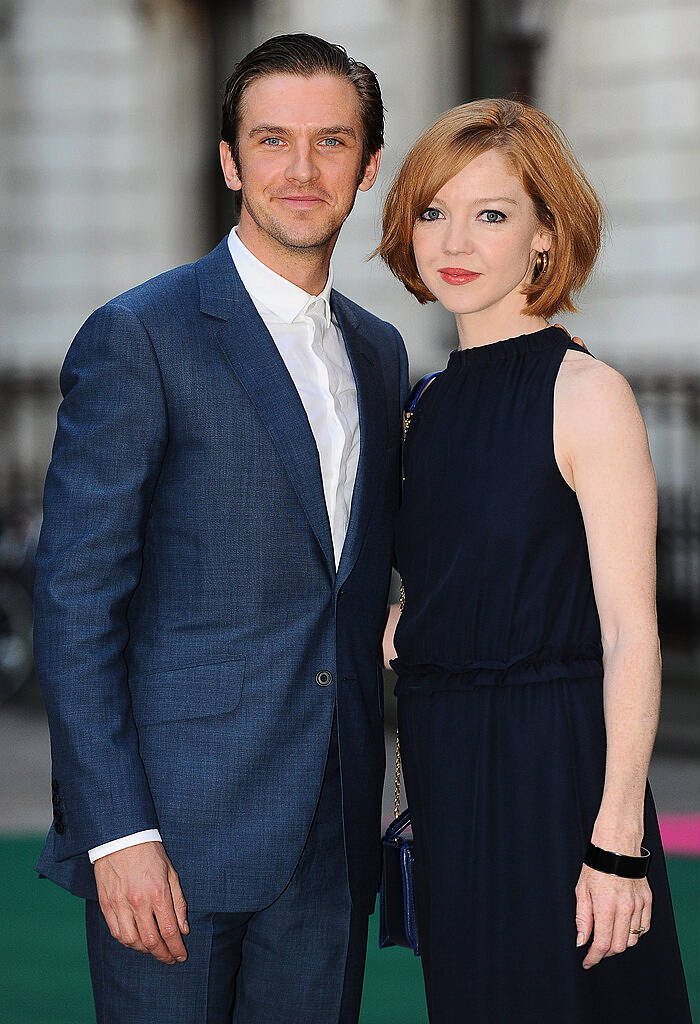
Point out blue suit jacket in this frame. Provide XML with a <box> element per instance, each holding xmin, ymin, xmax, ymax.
<box><xmin>34</xmin><ymin>237</ymin><xmax>409</xmax><ymax>913</ymax></box>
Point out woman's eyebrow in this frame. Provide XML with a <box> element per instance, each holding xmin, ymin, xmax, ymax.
<box><xmin>431</xmin><ymin>194</ymin><xmax>520</xmax><ymax>207</ymax></box>
<box><xmin>473</xmin><ymin>196</ymin><xmax>520</xmax><ymax>205</ymax></box>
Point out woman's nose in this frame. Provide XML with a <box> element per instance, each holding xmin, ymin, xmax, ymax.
<box><xmin>442</xmin><ymin>226</ymin><xmax>475</xmax><ymax>256</ymax></box>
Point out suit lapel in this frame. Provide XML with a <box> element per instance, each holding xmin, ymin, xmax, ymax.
<box><xmin>332</xmin><ymin>292</ymin><xmax>388</xmax><ymax>591</ymax></box>
<box><xmin>196</xmin><ymin>240</ymin><xmax>335</xmax><ymax>576</ymax></box>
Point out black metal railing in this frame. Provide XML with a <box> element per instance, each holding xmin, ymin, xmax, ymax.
<box><xmin>630</xmin><ymin>376</ymin><xmax>700</xmax><ymax>653</ymax></box>
<box><xmin>1</xmin><ymin>374</ymin><xmax>699</xmax><ymax>702</ymax></box>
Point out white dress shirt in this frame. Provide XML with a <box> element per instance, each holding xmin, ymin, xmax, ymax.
<box><xmin>88</xmin><ymin>227</ymin><xmax>360</xmax><ymax>862</ymax></box>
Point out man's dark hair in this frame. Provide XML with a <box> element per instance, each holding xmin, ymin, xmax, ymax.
<box><xmin>221</xmin><ymin>33</ymin><xmax>385</xmax><ymax>177</ymax></box>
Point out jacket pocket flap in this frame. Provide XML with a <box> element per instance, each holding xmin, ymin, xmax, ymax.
<box><xmin>129</xmin><ymin>657</ymin><xmax>246</xmax><ymax>725</ymax></box>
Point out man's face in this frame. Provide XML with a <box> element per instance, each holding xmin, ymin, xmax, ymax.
<box><xmin>220</xmin><ymin>73</ymin><xmax>380</xmax><ymax>254</ymax></box>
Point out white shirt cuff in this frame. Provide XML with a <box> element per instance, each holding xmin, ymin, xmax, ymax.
<box><xmin>88</xmin><ymin>829</ymin><xmax>163</xmax><ymax>863</ymax></box>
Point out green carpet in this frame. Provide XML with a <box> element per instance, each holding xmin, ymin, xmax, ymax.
<box><xmin>0</xmin><ymin>838</ymin><xmax>696</xmax><ymax>1024</ymax></box>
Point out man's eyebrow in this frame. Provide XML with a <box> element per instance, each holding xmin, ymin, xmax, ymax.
<box><xmin>317</xmin><ymin>125</ymin><xmax>357</xmax><ymax>138</ymax></box>
<box><xmin>247</xmin><ymin>124</ymin><xmax>357</xmax><ymax>139</ymax></box>
<box><xmin>248</xmin><ymin>124</ymin><xmax>291</xmax><ymax>138</ymax></box>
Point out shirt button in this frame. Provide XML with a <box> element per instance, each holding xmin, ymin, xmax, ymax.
<box><xmin>315</xmin><ymin>670</ymin><xmax>333</xmax><ymax>687</ymax></box>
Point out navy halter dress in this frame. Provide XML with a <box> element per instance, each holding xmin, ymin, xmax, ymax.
<box><xmin>392</xmin><ymin>325</ymin><xmax>691</xmax><ymax>1023</ymax></box>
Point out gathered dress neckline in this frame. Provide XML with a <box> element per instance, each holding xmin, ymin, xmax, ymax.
<box><xmin>447</xmin><ymin>324</ymin><xmax>565</xmax><ymax>367</ymax></box>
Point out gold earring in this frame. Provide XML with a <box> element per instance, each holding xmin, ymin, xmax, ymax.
<box><xmin>534</xmin><ymin>250</ymin><xmax>549</xmax><ymax>277</ymax></box>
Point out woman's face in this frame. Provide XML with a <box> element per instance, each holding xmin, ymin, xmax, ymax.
<box><xmin>411</xmin><ymin>148</ymin><xmax>551</xmax><ymax>318</ymax></box>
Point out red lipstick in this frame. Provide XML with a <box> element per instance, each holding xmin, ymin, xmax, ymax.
<box><xmin>437</xmin><ymin>268</ymin><xmax>482</xmax><ymax>286</ymax></box>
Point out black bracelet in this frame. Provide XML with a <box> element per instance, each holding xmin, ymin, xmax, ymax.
<box><xmin>584</xmin><ymin>841</ymin><xmax>651</xmax><ymax>879</ymax></box>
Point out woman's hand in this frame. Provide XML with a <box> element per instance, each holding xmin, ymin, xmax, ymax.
<box><xmin>575</xmin><ymin>862</ymin><xmax>652</xmax><ymax>968</ymax></box>
<box><xmin>382</xmin><ymin>603</ymin><xmax>402</xmax><ymax>670</ymax></box>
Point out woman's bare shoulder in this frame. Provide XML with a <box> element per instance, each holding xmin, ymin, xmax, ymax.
<box><xmin>556</xmin><ymin>350</ymin><xmax>646</xmax><ymax>442</ymax></box>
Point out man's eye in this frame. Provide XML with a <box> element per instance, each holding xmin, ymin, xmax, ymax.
<box><xmin>263</xmin><ymin>137</ymin><xmax>283</xmax><ymax>147</ymax></box>
<box><xmin>419</xmin><ymin>207</ymin><xmax>443</xmax><ymax>222</ymax></box>
<box><xmin>478</xmin><ymin>209</ymin><xmax>506</xmax><ymax>224</ymax></box>
<box><xmin>321</xmin><ymin>138</ymin><xmax>342</xmax><ymax>147</ymax></box>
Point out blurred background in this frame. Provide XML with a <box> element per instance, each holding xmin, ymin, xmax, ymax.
<box><xmin>0</xmin><ymin>0</ymin><xmax>698</xmax><ymax>1021</ymax></box>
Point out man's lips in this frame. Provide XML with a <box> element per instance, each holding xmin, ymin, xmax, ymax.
<box><xmin>275</xmin><ymin>195</ymin><xmax>326</xmax><ymax>207</ymax></box>
<box><xmin>437</xmin><ymin>268</ymin><xmax>482</xmax><ymax>285</ymax></box>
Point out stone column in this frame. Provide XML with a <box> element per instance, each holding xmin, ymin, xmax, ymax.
<box><xmin>0</xmin><ymin>0</ymin><xmax>211</xmax><ymax>376</ymax></box>
<box><xmin>0</xmin><ymin>0</ymin><xmax>212</xmax><ymax>506</ymax></box>
<box><xmin>537</xmin><ymin>0</ymin><xmax>700</xmax><ymax>374</ymax></box>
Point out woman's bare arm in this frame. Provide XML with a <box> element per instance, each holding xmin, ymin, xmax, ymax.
<box><xmin>555</xmin><ymin>353</ymin><xmax>659</xmax><ymax>967</ymax></box>
<box><xmin>383</xmin><ymin>602</ymin><xmax>402</xmax><ymax>669</ymax></box>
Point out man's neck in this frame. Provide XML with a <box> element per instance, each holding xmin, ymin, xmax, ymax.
<box><xmin>236</xmin><ymin>216</ymin><xmax>335</xmax><ymax>296</ymax></box>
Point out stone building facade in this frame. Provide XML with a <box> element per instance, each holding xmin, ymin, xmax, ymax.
<box><xmin>1</xmin><ymin>0</ymin><xmax>698</xmax><ymax>651</ymax></box>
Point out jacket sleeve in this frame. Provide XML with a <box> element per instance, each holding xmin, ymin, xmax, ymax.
<box><xmin>34</xmin><ymin>301</ymin><xmax>168</xmax><ymax>860</ymax></box>
<box><xmin>394</xmin><ymin>326</ymin><xmax>410</xmax><ymax>410</ymax></box>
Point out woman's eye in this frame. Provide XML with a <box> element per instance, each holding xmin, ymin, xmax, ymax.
<box><xmin>478</xmin><ymin>209</ymin><xmax>506</xmax><ymax>224</ymax></box>
<box><xmin>419</xmin><ymin>207</ymin><xmax>444</xmax><ymax>222</ymax></box>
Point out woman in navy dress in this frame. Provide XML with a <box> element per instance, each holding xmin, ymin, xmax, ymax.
<box><xmin>379</xmin><ymin>99</ymin><xmax>692</xmax><ymax>1023</ymax></box>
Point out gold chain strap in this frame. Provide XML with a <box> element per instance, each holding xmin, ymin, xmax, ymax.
<box><xmin>393</xmin><ymin>728</ymin><xmax>402</xmax><ymax>818</ymax></box>
<box><xmin>398</xmin><ymin>406</ymin><xmax>411</xmax><ymax>615</ymax></box>
<box><xmin>393</xmin><ymin>406</ymin><xmax>414</xmax><ymax>818</ymax></box>
<box><xmin>402</xmin><ymin>407</ymin><xmax>413</xmax><ymax>445</ymax></box>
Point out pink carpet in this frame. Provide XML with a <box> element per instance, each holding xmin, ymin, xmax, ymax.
<box><xmin>381</xmin><ymin>815</ymin><xmax>700</xmax><ymax>856</ymax></box>
<box><xmin>658</xmin><ymin>814</ymin><xmax>700</xmax><ymax>856</ymax></box>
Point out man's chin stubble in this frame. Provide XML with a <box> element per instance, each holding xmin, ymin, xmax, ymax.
<box><xmin>263</xmin><ymin>216</ymin><xmax>341</xmax><ymax>253</ymax></box>
<box><xmin>242</xmin><ymin>196</ymin><xmax>347</xmax><ymax>253</ymax></box>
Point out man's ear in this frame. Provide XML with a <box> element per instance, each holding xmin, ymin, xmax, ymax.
<box><xmin>219</xmin><ymin>140</ymin><xmax>242</xmax><ymax>192</ymax></box>
<box><xmin>358</xmin><ymin>148</ymin><xmax>382</xmax><ymax>192</ymax></box>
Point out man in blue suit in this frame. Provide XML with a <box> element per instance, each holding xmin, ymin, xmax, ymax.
<box><xmin>34</xmin><ymin>33</ymin><xmax>408</xmax><ymax>1023</ymax></box>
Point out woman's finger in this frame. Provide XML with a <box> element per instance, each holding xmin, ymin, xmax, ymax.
<box><xmin>640</xmin><ymin>889</ymin><xmax>653</xmax><ymax>935</ymax></box>
<box><xmin>582</xmin><ymin>907</ymin><xmax>614</xmax><ymax>969</ymax></box>
<box><xmin>627</xmin><ymin>896</ymin><xmax>645</xmax><ymax>947</ymax></box>
<box><xmin>607</xmin><ymin>895</ymin><xmax>636</xmax><ymax>957</ymax></box>
<box><xmin>575</xmin><ymin>884</ymin><xmax>594</xmax><ymax>948</ymax></box>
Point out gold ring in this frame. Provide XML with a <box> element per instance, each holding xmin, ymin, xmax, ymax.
<box><xmin>630</xmin><ymin>927</ymin><xmax>645</xmax><ymax>935</ymax></box>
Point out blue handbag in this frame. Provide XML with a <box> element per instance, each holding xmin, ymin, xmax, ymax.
<box><xmin>378</xmin><ymin>371</ymin><xmax>441</xmax><ymax>958</ymax></box>
<box><xmin>378</xmin><ymin>779</ymin><xmax>420</xmax><ymax>955</ymax></box>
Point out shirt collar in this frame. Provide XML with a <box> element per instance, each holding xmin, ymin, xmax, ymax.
<box><xmin>227</xmin><ymin>225</ymin><xmax>333</xmax><ymax>328</ymax></box>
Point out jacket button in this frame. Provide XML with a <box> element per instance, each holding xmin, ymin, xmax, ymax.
<box><xmin>52</xmin><ymin>792</ymin><xmax>61</xmax><ymax>807</ymax></box>
<box><xmin>315</xmin><ymin>670</ymin><xmax>333</xmax><ymax>687</ymax></box>
<box><xmin>51</xmin><ymin>780</ymin><xmax>59</xmax><ymax>794</ymax></box>
<box><xmin>54</xmin><ymin>819</ymin><xmax>65</xmax><ymax>835</ymax></box>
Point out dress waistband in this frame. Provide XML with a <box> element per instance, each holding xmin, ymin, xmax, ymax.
<box><xmin>391</xmin><ymin>642</ymin><xmax>603</xmax><ymax>695</ymax></box>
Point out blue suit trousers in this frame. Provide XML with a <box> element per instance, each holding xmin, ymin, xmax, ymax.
<box><xmin>85</xmin><ymin>716</ymin><xmax>370</xmax><ymax>1023</ymax></box>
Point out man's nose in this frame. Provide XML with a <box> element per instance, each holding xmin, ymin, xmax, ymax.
<box><xmin>285</xmin><ymin>143</ymin><xmax>320</xmax><ymax>185</ymax></box>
